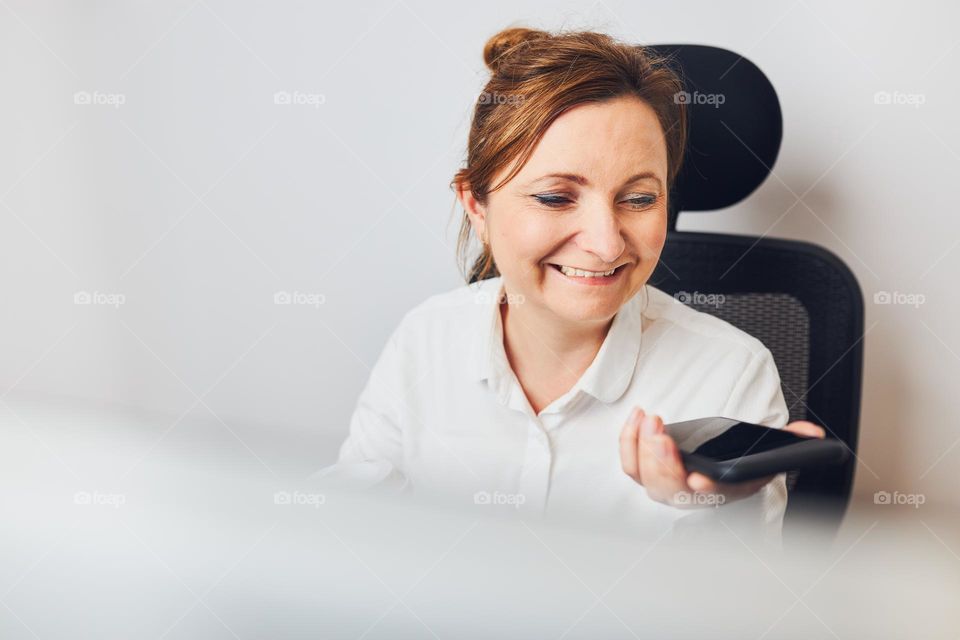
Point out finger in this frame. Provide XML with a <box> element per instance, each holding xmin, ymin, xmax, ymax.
<box><xmin>639</xmin><ymin>430</ymin><xmax>688</xmax><ymax>500</ymax></box>
<box><xmin>653</xmin><ymin>434</ymin><xmax>691</xmax><ymax>496</ymax></box>
<box><xmin>619</xmin><ymin>407</ymin><xmax>645</xmax><ymax>480</ymax></box>
<box><xmin>687</xmin><ymin>470</ymin><xmax>770</xmax><ymax>499</ymax></box>
<box><xmin>636</xmin><ymin>410</ymin><xmax>665</xmax><ymax>485</ymax></box>
<box><xmin>638</xmin><ymin>411</ymin><xmax>663</xmax><ymax>439</ymax></box>
<box><xmin>687</xmin><ymin>472</ymin><xmax>717</xmax><ymax>493</ymax></box>
<box><xmin>784</xmin><ymin>420</ymin><xmax>826</xmax><ymax>439</ymax></box>
<box><xmin>640</xmin><ymin>415</ymin><xmax>685</xmax><ymax>486</ymax></box>
<box><xmin>634</xmin><ymin>412</ymin><xmax>658</xmax><ymax>486</ymax></box>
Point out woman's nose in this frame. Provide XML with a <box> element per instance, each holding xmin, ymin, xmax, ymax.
<box><xmin>577</xmin><ymin>205</ymin><xmax>626</xmax><ymax>264</ymax></box>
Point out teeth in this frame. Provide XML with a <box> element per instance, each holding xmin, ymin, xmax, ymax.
<box><xmin>557</xmin><ymin>265</ymin><xmax>617</xmax><ymax>278</ymax></box>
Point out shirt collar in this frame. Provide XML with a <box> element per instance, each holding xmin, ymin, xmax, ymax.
<box><xmin>473</xmin><ymin>277</ymin><xmax>647</xmax><ymax>406</ymax></box>
<box><xmin>473</xmin><ymin>277</ymin><xmax>507</xmax><ymax>388</ymax></box>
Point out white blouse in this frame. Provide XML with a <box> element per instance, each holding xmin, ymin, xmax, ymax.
<box><xmin>317</xmin><ymin>276</ymin><xmax>791</xmax><ymax>544</ymax></box>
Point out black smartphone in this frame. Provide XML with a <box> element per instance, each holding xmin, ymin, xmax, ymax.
<box><xmin>663</xmin><ymin>416</ymin><xmax>849</xmax><ymax>483</ymax></box>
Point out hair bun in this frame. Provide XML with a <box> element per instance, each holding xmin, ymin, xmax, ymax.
<box><xmin>483</xmin><ymin>26</ymin><xmax>549</xmax><ymax>73</ymax></box>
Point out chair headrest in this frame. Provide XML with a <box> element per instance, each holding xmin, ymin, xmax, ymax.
<box><xmin>649</xmin><ymin>44</ymin><xmax>783</xmax><ymax>229</ymax></box>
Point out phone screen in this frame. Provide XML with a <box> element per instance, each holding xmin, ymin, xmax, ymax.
<box><xmin>666</xmin><ymin>417</ymin><xmax>810</xmax><ymax>462</ymax></box>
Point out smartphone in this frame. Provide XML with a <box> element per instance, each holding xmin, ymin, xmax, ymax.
<box><xmin>663</xmin><ymin>416</ymin><xmax>849</xmax><ymax>483</ymax></box>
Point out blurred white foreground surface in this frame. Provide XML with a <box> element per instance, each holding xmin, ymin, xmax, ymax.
<box><xmin>1</xmin><ymin>393</ymin><xmax>958</xmax><ymax>639</ymax></box>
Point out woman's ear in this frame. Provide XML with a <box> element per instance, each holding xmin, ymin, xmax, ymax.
<box><xmin>456</xmin><ymin>182</ymin><xmax>488</xmax><ymax>245</ymax></box>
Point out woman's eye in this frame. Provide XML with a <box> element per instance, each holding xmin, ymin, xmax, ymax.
<box><xmin>532</xmin><ymin>194</ymin><xmax>573</xmax><ymax>207</ymax></box>
<box><xmin>531</xmin><ymin>193</ymin><xmax>658</xmax><ymax>208</ymax></box>
<box><xmin>622</xmin><ymin>195</ymin><xmax>657</xmax><ymax>209</ymax></box>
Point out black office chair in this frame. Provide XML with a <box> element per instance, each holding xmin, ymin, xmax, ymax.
<box><xmin>648</xmin><ymin>44</ymin><xmax>864</xmax><ymax>536</ymax></box>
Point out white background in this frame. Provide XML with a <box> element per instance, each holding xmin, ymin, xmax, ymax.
<box><xmin>2</xmin><ymin>0</ymin><xmax>958</xmax><ymax>507</ymax></box>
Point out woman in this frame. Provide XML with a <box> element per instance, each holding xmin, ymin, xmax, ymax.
<box><xmin>317</xmin><ymin>27</ymin><xmax>825</xmax><ymax>542</ymax></box>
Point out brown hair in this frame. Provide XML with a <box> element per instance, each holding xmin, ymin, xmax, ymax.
<box><xmin>451</xmin><ymin>27</ymin><xmax>688</xmax><ymax>283</ymax></box>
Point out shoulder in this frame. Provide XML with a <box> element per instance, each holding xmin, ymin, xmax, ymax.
<box><xmin>641</xmin><ymin>285</ymin><xmax>787</xmax><ymax>426</ymax></box>
<box><xmin>389</xmin><ymin>276</ymin><xmax>498</xmax><ymax>342</ymax></box>
<box><xmin>641</xmin><ymin>285</ymin><xmax>771</xmax><ymax>361</ymax></box>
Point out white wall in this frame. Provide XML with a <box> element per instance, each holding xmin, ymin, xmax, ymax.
<box><xmin>2</xmin><ymin>0</ymin><xmax>958</xmax><ymax>505</ymax></box>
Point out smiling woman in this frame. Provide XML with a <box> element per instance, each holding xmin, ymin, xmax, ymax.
<box><xmin>317</xmin><ymin>26</ymin><xmax>825</xmax><ymax>546</ymax></box>
<box><xmin>459</xmin><ymin>95</ymin><xmax>670</xmax><ymax>326</ymax></box>
<box><xmin>453</xmin><ymin>28</ymin><xmax>687</xmax><ymax>286</ymax></box>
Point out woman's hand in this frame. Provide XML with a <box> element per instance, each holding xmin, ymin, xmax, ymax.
<box><xmin>618</xmin><ymin>407</ymin><xmax>826</xmax><ymax>508</ymax></box>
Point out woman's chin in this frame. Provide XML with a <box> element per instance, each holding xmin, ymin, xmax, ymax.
<box><xmin>539</xmin><ymin>293</ymin><xmax>623</xmax><ymax>324</ymax></box>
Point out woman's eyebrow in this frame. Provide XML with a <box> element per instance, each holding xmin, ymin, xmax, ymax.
<box><xmin>527</xmin><ymin>171</ymin><xmax>662</xmax><ymax>188</ymax></box>
<box><xmin>530</xmin><ymin>172</ymin><xmax>589</xmax><ymax>186</ymax></box>
<box><xmin>622</xmin><ymin>172</ymin><xmax>663</xmax><ymax>188</ymax></box>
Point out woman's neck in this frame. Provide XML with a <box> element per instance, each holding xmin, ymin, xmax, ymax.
<box><xmin>499</xmin><ymin>296</ymin><xmax>614</xmax><ymax>413</ymax></box>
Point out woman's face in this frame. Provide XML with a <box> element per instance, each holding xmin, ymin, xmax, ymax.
<box><xmin>468</xmin><ymin>94</ymin><xmax>670</xmax><ymax>324</ymax></box>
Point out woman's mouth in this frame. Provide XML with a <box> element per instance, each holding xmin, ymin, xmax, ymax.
<box><xmin>546</xmin><ymin>262</ymin><xmax>628</xmax><ymax>285</ymax></box>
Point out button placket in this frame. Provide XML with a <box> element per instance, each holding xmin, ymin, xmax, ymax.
<box><xmin>516</xmin><ymin>416</ymin><xmax>552</xmax><ymax>515</ymax></box>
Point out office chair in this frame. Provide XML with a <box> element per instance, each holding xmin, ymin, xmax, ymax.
<box><xmin>647</xmin><ymin>44</ymin><xmax>864</xmax><ymax>535</ymax></box>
